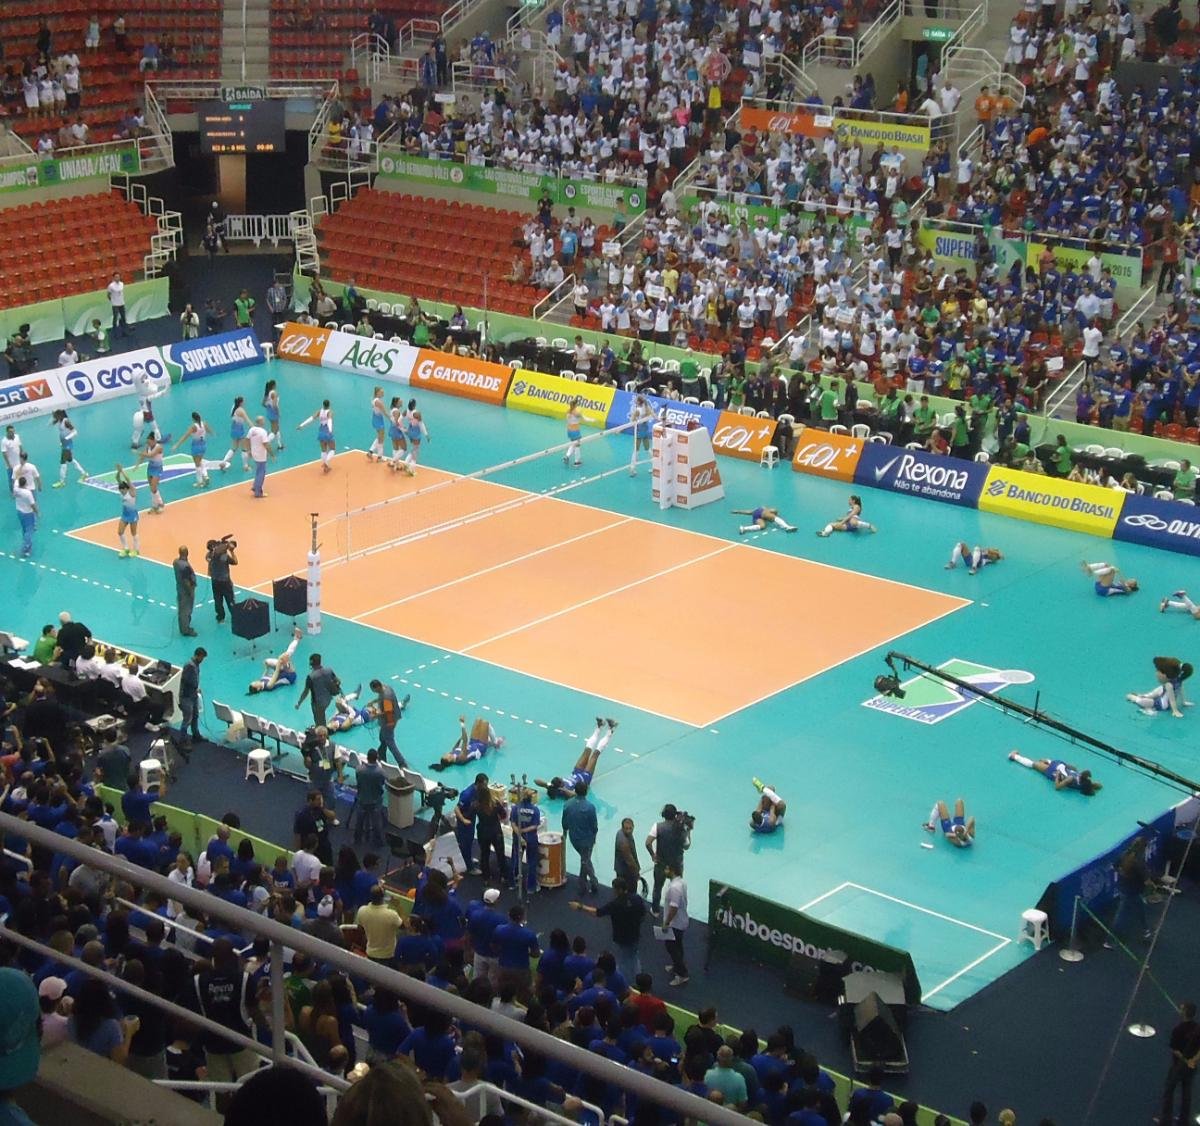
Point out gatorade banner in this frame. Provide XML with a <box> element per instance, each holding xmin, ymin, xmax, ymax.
<box><xmin>1112</xmin><ymin>493</ymin><xmax>1200</xmax><ymax>558</ymax></box>
<box><xmin>979</xmin><ymin>466</ymin><xmax>1122</xmax><ymax>537</ymax></box>
<box><xmin>276</xmin><ymin>322</ymin><xmax>331</xmax><ymax>366</ymax></box>
<box><xmin>506</xmin><ymin>369</ymin><xmax>616</xmax><ymax>426</ymax></box>
<box><xmin>411</xmin><ymin>349</ymin><xmax>513</xmax><ymax>405</ymax></box>
<box><xmin>711</xmin><ymin>411</ymin><xmax>778</xmax><ymax>461</ymax></box>
<box><xmin>606</xmin><ymin>390</ymin><xmax>721</xmax><ymax>435</ymax></box>
<box><xmin>791</xmin><ymin>426</ymin><xmax>866</xmax><ymax>481</ymax></box>
<box><xmin>855</xmin><ymin>445</ymin><xmax>988</xmax><ymax>508</ymax></box>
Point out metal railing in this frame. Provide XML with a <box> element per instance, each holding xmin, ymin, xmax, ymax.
<box><xmin>763</xmin><ymin>52</ymin><xmax>818</xmax><ymax>100</ymax></box>
<box><xmin>292</xmin><ymin>208</ymin><xmax>321</xmax><ymax>275</ymax></box>
<box><xmin>238</xmin><ymin>0</ymin><xmax>248</xmax><ymax>81</ymax></box>
<box><xmin>801</xmin><ymin>0</ymin><xmax>901</xmax><ymax>71</ymax></box>
<box><xmin>148</xmin><ymin>79</ymin><xmax>334</xmax><ymax>105</ymax></box>
<box><xmin>110</xmin><ymin>173</ymin><xmax>183</xmax><ymax>279</ymax></box>
<box><xmin>306</xmin><ymin>80</ymin><xmax>343</xmax><ymax>164</ymax></box>
<box><xmin>0</xmin><ymin>813</ymin><xmax>751</xmax><ymax>1126</ymax></box>
<box><xmin>856</xmin><ymin>0</ymin><xmax>902</xmax><ymax>62</ymax></box>
<box><xmin>451</xmin><ymin>59</ymin><xmax>524</xmax><ymax>100</ymax></box>
<box><xmin>221</xmin><ymin>213</ymin><xmax>306</xmax><ymax>247</ymax></box>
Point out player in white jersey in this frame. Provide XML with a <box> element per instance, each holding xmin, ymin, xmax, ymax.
<box><xmin>1</xmin><ymin>425</ymin><xmax>23</xmax><ymax>491</ymax></box>
<box><xmin>367</xmin><ymin>386</ymin><xmax>387</xmax><ymax>461</ymax></box>
<box><xmin>945</xmin><ymin>543</ymin><xmax>1003</xmax><ymax>574</ymax></box>
<box><xmin>400</xmin><ymin>406</ymin><xmax>428</xmax><ymax>476</ymax></box>
<box><xmin>385</xmin><ymin>397</ymin><xmax>409</xmax><ymax>470</ymax></box>
<box><xmin>114</xmin><ymin>465</ymin><xmax>140</xmax><ymax>557</ymax></box>
<box><xmin>297</xmin><ymin>400</ymin><xmax>336</xmax><ymax>472</ymax></box>
<box><xmin>629</xmin><ymin>393</ymin><xmax>654</xmax><ymax>475</ymax></box>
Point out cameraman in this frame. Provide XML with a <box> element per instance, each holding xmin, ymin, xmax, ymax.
<box><xmin>646</xmin><ymin>803</ymin><xmax>691</xmax><ymax>915</ymax></box>
<box><xmin>205</xmin><ymin>536</ymin><xmax>238</xmax><ymax>624</ymax></box>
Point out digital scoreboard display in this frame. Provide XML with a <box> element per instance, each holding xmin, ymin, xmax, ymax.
<box><xmin>199</xmin><ymin>99</ymin><xmax>285</xmax><ymax>155</ymax></box>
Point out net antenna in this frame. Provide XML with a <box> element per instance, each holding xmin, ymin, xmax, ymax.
<box><xmin>317</xmin><ymin>419</ymin><xmax>642</xmax><ymax>565</ymax></box>
<box><xmin>307</xmin><ymin>512</ymin><xmax>322</xmax><ymax>635</ymax></box>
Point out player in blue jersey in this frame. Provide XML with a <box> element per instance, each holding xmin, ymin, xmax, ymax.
<box><xmin>114</xmin><ymin>465</ymin><xmax>140</xmax><ymax>558</ymax></box>
<box><xmin>946</xmin><ymin>542</ymin><xmax>1003</xmax><ymax>574</ymax></box>
<box><xmin>248</xmin><ymin>627</ymin><xmax>304</xmax><ymax>694</ymax></box>
<box><xmin>262</xmin><ymin>379</ymin><xmax>283</xmax><ymax>450</ymax></box>
<box><xmin>50</xmin><ymin>410</ymin><xmax>87</xmax><ymax>488</ymax></box>
<box><xmin>750</xmin><ymin>778</ymin><xmax>786</xmax><ymax>833</ymax></box>
<box><xmin>1081</xmin><ymin>560</ymin><xmax>1138</xmax><ymax>596</ymax></box>
<box><xmin>733</xmin><ymin>506</ymin><xmax>796</xmax><ymax>534</ymax></box>
<box><xmin>1126</xmin><ymin>655</ymin><xmax>1193</xmax><ymax>718</ymax></box>
<box><xmin>563</xmin><ymin>399</ymin><xmax>584</xmax><ymax>468</ymax></box>
<box><xmin>134</xmin><ymin>433</ymin><xmax>169</xmax><ymax>514</ymax></box>
<box><xmin>367</xmin><ymin>386</ymin><xmax>387</xmax><ymax>461</ymax></box>
<box><xmin>400</xmin><ymin>406</ymin><xmax>428</xmax><ymax>476</ymax></box>
<box><xmin>817</xmin><ymin>494</ymin><xmax>877</xmax><ymax>537</ymax></box>
<box><xmin>535</xmin><ymin>717</ymin><xmax>617</xmax><ymax>799</ymax></box>
<box><xmin>429</xmin><ymin>715</ymin><xmax>505</xmax><ymax>772</ymax></box>
<box><xmin>1008</xmin><ymin>751</ymin><xmax>1102</xmax><ymax>794</ymax></box>
<box><xmin>1159</xmin><ymin>590</ymin><xmax>1200</xmax><ymax>619</ymax></box>
<box><xmin>922</xmin><ymin>798</ymin><xmax>975</xmax><ymax>847</ymax></box>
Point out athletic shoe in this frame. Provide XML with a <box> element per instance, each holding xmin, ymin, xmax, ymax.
<box><xmin>1174</xmin><ymin>590</ymin><xmax>1187</xmax><ymax>597</ymax></box>
<box><xmin>494</xmin><ymin>736</ymin><xmax>505</xmax><ymax>748</ymax></box>
<box><xmin>401</xmin><ymin>693</ymin><xmax>411</xmax><ymax>709</ymax></box>
<box><xmin>429</xmin><ymin>762</ymin><xmax>446</xmax><ymax>772</ymax></box>
<box><xmin>1007</xmin><ymin>750</ymin><xmax>1019</xmax><ymax>760</ymax></box>
<box><xmin>921</xmin><ymin>822</ymin><xmax>935</xmax><ymax>833</ymax></box>
<box><xmin>816</xmin><ymin>530</ymin><xmax>829</xmax><ymax>537</ymax></box>
<box><xmin>182</xmin><ymin>629</ymin><xmax>198</xmax><ymax>637</ymax></box>
<box><xmin>1160</xmin><ymin>598</ymin><xmax>1169</xmax><ymax>613</ymax></box>
<box><xmin>606</xmin><ymin>718</ymin><xmax>619</xmax><ymax>731</ymax></box>
<box><xmin>119</xmin><ymin>548</ymin><xmax>131</xmax><ymax>558</ymax></box>
<box><xmin>784</xmin><ymin>526</ymin><xmax>797</xmax><ymax>533</ymax></box>
<box><xmin>353</xmin><ymin>683</ymin><xmax>363</xmax><ymax>699</ymax></box>
<box><xmin>130</xmin><ymin>549</ymin><xmax>139</xmax><ymax>557</ymax></box>
<box><xmin>52</xmin><ymin>481</ymin><xmax>64</xmax><ymax>489</ymax></box>
<box><xmin>738</xmin><ymin>527</ymin><xmax>747</xmax><ymax>535</ymax></box>
<box><xmin>752</xmin><ymin>777</ymin><xmax>764</xmax><ymax>792</ymax></box>
<box><xmin>562</xmin><ymin>455</ymin><xmax>569</xmax><ymax>465</ymax></box>
<box><xmin>220</xmin><ymin>461</ymin><xmax>230</xmax><ymax>471</ymax></box>
<box><xmin>574</xmin><ymin>461</ymin><xmax>582</xmax><ymax>468</ymax></box>
<box><xmin>668</xmin><ymin>975</ymin><xmax>689</xmax><ymax>987</ymax></box>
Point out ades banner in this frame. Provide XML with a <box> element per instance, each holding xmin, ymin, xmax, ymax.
<box><xmin>1112</xmin><ymin>492</ymin><xmax>1200</xmax><ymax>558</ymax></box>
<box><xmin>711</xmin><ymin>410</ymin><xmax>778</xmax><ymax>461</ymax></box>
<box><xmin>167</xmin><ymin>328</ymin><xmax>264</xmax><ymax>381</ymax></box>
<box><xmin>605</xmin><ymin>389</ymin><xmax>721</xmax><ymax>436</ymax></box>
<box><xmin>791</xmin><ymin>426</ymin><xmax>866</xmax><ymax>482</ymax></box>
<box><xmin>321</xmin><ymin>330</ymin><xmax>420</xmax><ymax>382</ymax></box>
<box><xmin>708</xmin><ymin>881</ymin><xmax>922</xmax><ymax>1005</ymax></box>
<box><xmin>979</xmin><ymin>467</ymin><xmax>1122</xmax><ymax>537</ymax></box>
<box><xmin>855</xmin><ymin>445</ymin><xmax>988</xmax><ymax>507</ymax></box>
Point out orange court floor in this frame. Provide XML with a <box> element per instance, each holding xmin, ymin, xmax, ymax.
<box><xmin>70</xmin><ymin>455</ymin><xmax>968</xmax><ymax>727</ymax></box>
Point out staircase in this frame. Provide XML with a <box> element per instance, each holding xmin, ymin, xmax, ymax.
<box><xmin>223</xmin><ymin>0</ymin><xmax>272</xmax><ymax>81</ymax></box>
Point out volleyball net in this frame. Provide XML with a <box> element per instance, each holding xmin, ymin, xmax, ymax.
<box><xmin>318</xmin><ymin>420</ymin><xmax>646</xmax><ymax>563</ymax></box>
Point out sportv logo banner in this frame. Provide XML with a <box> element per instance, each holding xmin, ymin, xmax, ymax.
<box><xmin>1112</xmin><ymin>492</ymin><xmax>1200</xmax><ymax>558</ymax></box>
<box><xmin>854</xmin><ymin>444</ymin><xmax>988</xmax><ymax>507</ymax></box>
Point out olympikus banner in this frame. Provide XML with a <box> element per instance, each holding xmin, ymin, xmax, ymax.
<box><xmin>791</xmin><ymin>426</ymin><xmax>866</xmax><ymax>482</ymax></box>
<box><xmin>1112</xmin><ymin>492</ymin><xmax>1200</xmax><ymax>558</ymax></box>
<box><xmin>507</xmin><ymin>369</ymin><xmax>616</xmax><ymax>426</ymax></box>
<box><xmin>711</xmin><ymin>410</ymin><xmax>779</xmax><ymax>461</ymax></box>
<box><xmin>375</xmin><ymin>152</ymin><xmax>646</xmax><ymax>213</ymax></box>
<box><xmin>708</xmin><ymin>881</ymin><xmax>922</xmax><ymax>1005</ymax></box>
<box><xmin>276</xmin><ymin>322</ymin><xmax>331</xmax><ymax>365</ymax></box>
<box><xmin>0</xmin><ymin>143</ymin><xmax>141</xmax><ymax>194</ymax></box>
<box><xmin>739</xmin><ymin>105</ymin><xmax>931</xmax><ymax>151</ymax></box>
<box><xmin>411</xmin><ymin>349</ymin><xmax>513</xmax><ymax>405</ymax></box>
<box><xmin>855</xmin><ymin>444</ymin><xmax>988</xmax><ymax>508</ymax></box>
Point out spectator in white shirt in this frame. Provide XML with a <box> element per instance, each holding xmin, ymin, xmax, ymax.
<box><xmin>58</xmin><ymin>341</ymin><xmax>80</xmax><ymax>367</ymax></box>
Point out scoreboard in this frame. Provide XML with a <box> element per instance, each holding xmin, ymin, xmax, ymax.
<box><xmin>199</xmin><ymin>98</ymin><xmax>286</xmax><ymax>155</ymax></box>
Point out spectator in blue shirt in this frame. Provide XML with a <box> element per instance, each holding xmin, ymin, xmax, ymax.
<box><xmin>561</xmin><ymin>781</ymin><xmax>599</xmax><ymax>896</ymax></box>
<box><xmin>399</xmin><ymin>1011</ymin><xmax>457</xmax><ymax>1079</ymax></box>
<box><xmin>848</xmin><ymin>1066</ymin><xmax>894</xmax><ymax>1122</ymax></box>
<box><xmin>493</xmin><ymin>904</ymin><xmax>540</xmax><ymax>999</ymax></box>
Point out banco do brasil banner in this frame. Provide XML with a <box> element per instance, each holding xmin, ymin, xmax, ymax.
<box><xmin>709</xmin><ymin>881</ymin><xmax>922</xmax><ymax>1004</ymax></box>
<box><xmin>740</xmin><ymin>105</ymin><xmax>931</xmax><ymax>152</ymax></box>
<box><xmin>0</xmin><ymin>142</ymin><xmax>141</xmax><ymax>195</ymax></box>
<box><xmin>376</xmin><ymin>152</ymin><xmax>645</xmax><ymax>214</ymax></box>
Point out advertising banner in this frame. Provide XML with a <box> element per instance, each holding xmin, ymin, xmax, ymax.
<box><xmin>376</xmin><ymin>152</ymin><xmax>646</xmax><ymax>213</ymax></box>
<box><xmin>0</xmin><ymin>142</ymin><xmax>141</xmax><ymax>195</ymax></box>
<box><xmin>855</xmin><ymin>445</ymin><xmax>988</xmax><ymax>507</ymax></box>
<box><xmin>276</xmin><ymin>322</ymin><xmax>331</xmax><ymax>366</ymax></box>
<box><xmin>411</xmin><ymin>349</ymin><xmax>513</xmax><ymax>405</ymax></box>
<box><xmin>1027</xmin><ymin>240</ymin><xmax>1142</xmax><ymax>293</ymax></box>
<box><xmin>606</xmin><ymin>389</ymin><xmax>721</xmax><ymax>435</ymax></box>
<box><xmin>1111</xmin><ymin>492</ymin><xmax>1200</xmax><ymax>558</ymax></box>
<box><xmin>979</xmin><ymin>466</ymin><xmax>1122</xmax><ymax>537</ymax></box>
<box><xmin>711</xmin><ymin>410</ymin><xmax>779</xmax><ymax>461</ymax></box>
<box><xmin>0</xmin><ymin>375</ymin><xmax>60</xmax><ymax>424</ymax></box>
<box><xmin>739</xmin><ymin>105</ymin><xmax>931</xmax><ymax>151</ymax></box>
<box><xmin>58</xmin><ymin>346</ymin><xmax>173</xmax><ymax>409</ymax></box>
<box><xmin>320</xmin><ymin>329</ymin><xmax>420</xmax><ymax>382</ymax></box>
<box><xmin>166</xmin><ymin>328</ymin><xmax>264</xmax><ymax>381</ymax></box>
<box><xmin>916</xmin><ymin>225</ymin><xmax>1024</xmax><ymax>278</ymax></box>
<box><xmin>790</xmin><ymin>426</ymin><xmax>866</xmax><ymax>482</ymax></box>
<box><xmin>507</xmin><ymin>369</ymin><xmax>616</xmax><ymax>426</ymax></box>
<box><xmin>709</xmin><ymin>881</ymin><xmax>922</xmax><ymax>1005</ymax></box>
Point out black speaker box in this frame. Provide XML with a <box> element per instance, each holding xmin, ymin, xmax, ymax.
<box><xmin>272</xmin><ymin>575</ymin><xmax>306</xmax><ymax>617</ymax></box>
<box><xmin>853</xmin><ymin>992</ymin><xmax>904</xmax><ymax>1060</ymax></box>
<box><xmin>231</xmin><ymin>598</ymin><xmax>270</xmax><ymax>641</ymax></box>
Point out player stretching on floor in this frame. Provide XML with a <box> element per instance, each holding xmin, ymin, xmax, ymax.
<box><xmin>248</xmin><ymin>627</ymin><xmax>303</xmax><ymax>694</ymax></box>
<box><xmin>629</xmin><ymin>394</ymin><xmax>654</xmax><ymax>476</ymax></box>
<box><xmin>134</xmin><ymin>434</ymin><xmax>168</xmax><ymax>514</ymax></box>
<box><xmin>733</xmin><ymin>506</ymin><xmax>796</xmax><ymax>535</ymax></box>
<box><xmin>367</xmin><ymin>386</ymin><xmax>387</xmax><ymax>461</ymax></box>
<box><xmin>114</xmin><ymin>465</ymin><xmax>140</xmax><ymax>558</ymax></box>
<box><xmin>50</xmin><ymin>410</ymin><xmax>87</xmax><ymax>488</ymax></box>
<box><xmin>946</xmin><ymin>543</ymin><xmax>1003</xmax><ymax>574</ymax></box>
<box><xmin>1126</xmin><ymin>656</ymin><xmax>1193</xmax><ymax>718</ymax></box>
<box><xmin>536</xmin><ymin>718</ymin><xmax>617</xmax><ymax>799</ymax></box>
<box><xmin>1008</xmin><ymin>752</ymin><xmax>1102</xmax><ymax>794</ymax></box>
<box><xmin>429</xmin><ymin>715</ymin><xmax>506</xmax><ymax>772</ymax></box>
<box><xmin>750</xmin><ymin>778</ymin><xmax>786</xmax><ymax>833</ymax></box>
<box><xmin>817</xmin><ymin>495</ymin><xmax>876</xmax><ymax>537</ymax></box>
<box><xmin>326</xmin><ymin>684</ymin><xmax>376</xmax><ymax>732</ymax></box>
<box><xmin>297</xmin><ymin>400</ymin><xmax>336</xmax><ymax>472</ymax></box>
<box><xmin>922</xmin><ymin>798</ymin><xmax>975</xmax><ymax>847</ymax></box>
<box><xmin>1160</xmin><ymin>590</ymin><xmax>1200</xmax><ymax>619</ymax></box>
<box><xmin>563</xmin><ymin>399</ymin><xmax>584</xmax><ymax>467</ymax></box>
<box><xmin>1081</xmin><ymin>560</ymin><xmax>1139</xmax><ymax>596</ymax></box>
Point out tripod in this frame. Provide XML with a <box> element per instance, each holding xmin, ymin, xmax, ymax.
<box><xmin>510</xmin><ymin>772</ymin><xmax>534</xmax><ymax>909</ymax></box>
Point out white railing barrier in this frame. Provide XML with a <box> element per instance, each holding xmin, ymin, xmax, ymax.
<box><xmin>306</xmin><ymin>81</ymin><xmax>342</xmax><ymax>164</ymax></box>
<box><xmin>0</xmin><ymin>813</ymin><xmax>751</xmax><ymax>1126</ymax></box>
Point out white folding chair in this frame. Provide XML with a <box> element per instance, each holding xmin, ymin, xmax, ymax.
<box><xmin>829</xmin><ymin>424</ymin><xmax>849</xmax><ymax>435</ymax></box>
<box><xmin>739</xmin><ymin>406</ymin><xmax>756</xmax><ymax>416</ymax></box>
<box><xmin>324</xmin><ymin>321</ymin><xmax>338</xmax><ymax>329</ymax></box>
<box><xmin>550</xmin><ymin>337</ymin><xmax>569</xmax><ymax>350</ymax></box>
<box><xmin>874</xmin><ymin>431</ymin><xmax>893</xmax><ymax>444</ymax></box>
<box><xmin>683</xmin><ymin>396</ymin><xmax>700</xmax><ymax>404</ymax></box>
<box><xmin>700</xmin><ymin>400</ymin><xmax>716</xmax><ymax>409</ymax></box>
<box><xmin>905</xmin><ymin>441</ymin><xmax>923</xmax><ymax>450</ymax></box>
<box><xmin>777</xmin><ymin>414</ymin><xmax>795</xmax><ymax>426</ymax></box>
<box><xmin>534</xmin><ymin>336</ymin><xmax>548</xmax><ymax>347</ymax></box>
<box><xmin>756</xmin><ymin>410</ymin><xmax>773</xmax><ymax>419</ymax></box>
<box><xmin>974</xmin><ymin>451</ymin><xmax>990</xmax><ymax>462</ymax></box>
<box><xmin>868</xmin><ymin>434</ymin><xmax>888</xmax><ymax>444</ymax></box>
<box><xmin>1155</xmin><ymin>489</ymin><xmax>1175</xmax><ymax>500</ymax></box>
<box><xmin>850</xmin><ymin>423</ymin><xmax>871</xmax><ymax>439</ymax></box>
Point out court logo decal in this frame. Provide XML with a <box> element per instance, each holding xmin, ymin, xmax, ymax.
<box><xmin>861</xmin><ymin>657</ymin><xmax>1034</xmax><ymax>724</ymax></box>
<box><xmin>83</xmin><ymin>454</ymin><xmax>197</xmax><ymax>492</ymax></box>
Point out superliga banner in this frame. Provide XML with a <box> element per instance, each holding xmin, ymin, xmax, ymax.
<box><xmin>979</xmin><ymin>466</ymin><xmax>1123</xmax><ymax>536</ymax></box>
<box><xmin>708</xmin><ymin>881</ymin><xmax>922</xmax><ymax>1005</ymax></box>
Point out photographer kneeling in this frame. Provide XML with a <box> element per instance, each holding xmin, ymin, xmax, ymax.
<box><xmin>205</xmin><ymin>536</ymin><xmax>238</xmax><ymax>625</ymax></box>
<box><xmin>646</xmin><ymin>803</ymin><xmax>692</xmax><ymax>915</ymax></box>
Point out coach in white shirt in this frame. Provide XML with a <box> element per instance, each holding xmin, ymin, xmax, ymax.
<box><xmin>16</xmin><ymin>452</ymin><xmax>40</xmax><ymax>494</ymax></box>
<box><xmin>58</xmin><ymin>340</ymin><xmax>80</xmax><ymax>367</ymax></box>
<box><xmin>247</xmin><ymin>415</ymin><xmax>276</xmax><ymax>498</ymax></box>
<box><xmin>107</xmin><ymin>271</ymin><xmax>128</xmax><ymax>336</ymax></box>
<box><xmin>1</xmin><ymin>425</ymin><xmax>22</xmax><ymax>491</ymax></box>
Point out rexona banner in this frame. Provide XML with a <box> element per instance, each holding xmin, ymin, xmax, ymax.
<box><xmin>979</xmin><ymin>466</ymin><xmax>1122</xmax><ymax>537</ymax></box>
<box><xmin>507</xmin><ymin>369</ymin><xmax>616</xmax><ymax>427</ymax></box>
<box><xmin>276</xmin><ymin>323</ymin><xmax>331</xmax><ymax>365</ymax></box>
<box><xmin>167</xmin><ymin>328</ymin><xmax>264</xmax><ymax>381</ymax></box>
<box><xmin>1112</xmin><ymin>493</ymin><xmax>1200</xmax><ymax>558</ymax></box>
<box><xmin>791</xmin><ymin>426</ymin><xmax>865</xmax><ymax>482</ymax></box>
<box><xmin>855</xmin><ymin>445</ymin><xmax>988</xmax><ymax>508</ymax></box>
<box><xmin>711</xmin><ymin>410</ymin><xmax>779</xmax><ymax>461</ymax></box>
<box><xmin>708</xmin><ymin>881</ymin><xmax>922</xmax><ymax>1005</ymax></box>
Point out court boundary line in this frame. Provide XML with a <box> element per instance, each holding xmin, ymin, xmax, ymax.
<box><xmin>348</xmin><ymin>515</ymin><xmax>634</xmax><ymax>621</ymax></box>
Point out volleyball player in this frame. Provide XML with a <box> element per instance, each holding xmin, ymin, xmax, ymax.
<box><xmin>367</xmin><ymin>386</ymin><xmax>387</xmax><ymax>461</ymax></box>
<box><xmin>429</xmin><ymin>715</ymin><xmax>506</xmax><ymax>772</ymax></box>
<box><xmin>945</xmin><ymin>543</ymin><xmax>1003</xmax><ymax>574</ymax></box>
<box><xmin>1008</xmin><ymin>751</ymin><xmax>1102</xmax><ymax>794</ymax></box>
<box><xmin>134</xmin><ymin>434</ymin><xmax>167</xmax><ymax>514</ymax></box>
<box><xmin>327</xmin><ymin>684</ymin><xmax>378</xmax><ymax>732</ymax></box>
<box><xmin>1080</xmin><ymin>560</ymin><xmax>1139</xmax><ymax>596</ymax></box>
<box><xmin>535</xmin><ymin>717</ymin><xmax>617</xmax><ymax>799</ymax></box>
<box><xmin>750</xmin><ymin>778</ymin><xmax>786</xmax><ymax>833</ymax></box>
<box><xmin>222</xmin><ymin>397</ymin><xmax>252</xmax><ymax>471</ymax></box>
<box><xmin>629</xmin><ymin>393</ymin><xmax>655</xmax><ymax>476</ymax></box>
<box><xmin>262</xmin><ymin>379</ymin><xmax>283</xmax><ymax>449</ymax></box>
<box><xmin>816</xmin><ymin>495</ymin><xmax>876</xmax><ymax>537</ymax></box>
<box><xmin>733</xmin><ymin>506</ymin><xmax>796</xmax><ymax>535</ymax></box>
<box><xmin>1160</xmin><ymin>590</ymin><xmax>1200</xmax><ymax>619</ymax></box>
<box><xmin>563</xmin><ymin>399</ymin><xmax>584</xmax><ymax>467</ymax></box>
<box><xmin>248</xmin><ymin>627</ymin><xmax>304</xmax><ymax>694</ymax></box>
<box><xmin>921</xmin><ymin>798</ymin><xmax>975</xmax><ymax>847</ymax></box>
<box><xmin>172</xmin><ymin>412</ymin><xmax>225</xmax><ymax>488</ymax></box>
<box><xmin>381</xmin><ymin>397</ymin><xmax>405</xmax><ymax>470</ymax></box>
<box><xmin>1126</xmin><ymin>656</ymin><xmax>1193</xmax><ymax>718</ymax></box>
<box><xmin>114</xmin><ymin>465</ymin><xmax>140</xmax><ymax>558</ymax></box>
<box><xmin>400</xmin><ymin>404</ymin><xmax>427</xmax><ymax>476</ymax></box>
<box><xmin>297</xmin><ymin>400</ymin><xmax>336</xmax><ymax>472</ymax></box>
<box><xmin>50</xmin><ymin>410</ymin><xmax>87</xmax><ymax>488</ymax></box>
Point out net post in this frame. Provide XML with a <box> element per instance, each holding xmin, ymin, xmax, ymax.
<box><xmin>307</xmin><ymin>512</ymin><xmax>322</xmax><ymax>636</ymax></box>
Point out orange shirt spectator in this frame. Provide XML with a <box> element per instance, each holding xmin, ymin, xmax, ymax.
<box><xmin>974</xmin><ymin>88</ymin><xmax>995</xmax><ymax>123</ymax></box>
<box><xmin>892</xmin><ymin>88</ymin><xmax>909</xmax><ymax>113</ymax></box>
<box><xmin>1027</xmin><ymin>125</ymin><xmax>1049</xmax><ymax>148</ymax></box>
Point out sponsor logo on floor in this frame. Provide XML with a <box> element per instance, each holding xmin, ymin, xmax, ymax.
<box><xmin>861</xmin><ymin>657</ymin><xmax>1034</xmax><ymax>724</ymax></box>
